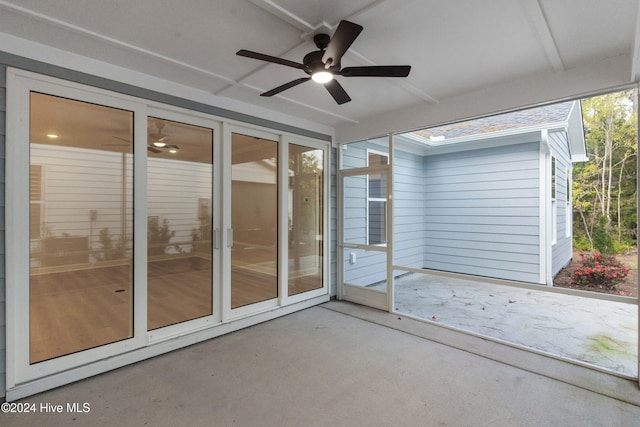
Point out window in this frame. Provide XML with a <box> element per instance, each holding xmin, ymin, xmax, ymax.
<box><xmin>367</xmin><ymin>150</ymin><xmax>388</xmax><ymax>245</ymax></box>
<box><xmin>551</xmin><ymin>155</ymin><xmax>557</xmax><ymax>245</ymax></box>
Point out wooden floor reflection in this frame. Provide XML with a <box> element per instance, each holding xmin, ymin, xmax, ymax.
<box><xmin>29</xmin><ymin>257</ymin><xmax>321</xmax><ymax>364</ymax></box>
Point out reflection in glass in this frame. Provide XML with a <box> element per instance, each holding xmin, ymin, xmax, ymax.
<box><xmin>231</xmin><ymin>133</ymin><xmax>278</xmax><ymax>308</ymax></box>
<box><xmin>29</xmin><ymin>92</ymin><xmax>133</xmax><ymax>363</ymax></box>
<box><xmin>288</xmin><ymin>145</ymin><xmax>323</xmax><ymax>296</ymax></box>
<box><xmin>147</xmin><ymin>118</ymin><xmax>213</xmax><ymax>330</ymax></box>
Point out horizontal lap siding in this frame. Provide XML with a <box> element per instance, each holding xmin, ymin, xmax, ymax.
<box><xmin>394</xmin><ymin>149</ymin><xmax>425</xmax><ymax>269</ymax></box>
<box><xmin>32</xmin><ymin>145</ymin><xmax>212</xmax><ymax>256</ymax></box>
<box><xmin>549</xmin><ymin>131</ymin><xmax>572</xmax><ymax>275</ymax></box>
<box><xmin>423</xmin><ymin>142</ymin><xmax>541</xmax><ymax>283</ymax></box>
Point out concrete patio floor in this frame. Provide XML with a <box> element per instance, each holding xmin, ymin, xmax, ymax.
<box><xmin>371</xmin><ymin>272</ymin><xmax>638</xmax><ymax>377</ymax></box>
<box><xmin>3</xmin><ymin>303</ymin><xmax>640</xmax><ymax>426</ymax></box>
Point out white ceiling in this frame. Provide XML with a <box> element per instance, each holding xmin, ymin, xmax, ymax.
<box><xmin>1</xmin><ymin>0</ymin><xmax>639</xmax><ymax>135</ymax></box>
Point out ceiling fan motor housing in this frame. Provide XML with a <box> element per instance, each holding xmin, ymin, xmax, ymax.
<box><xmin>303</xmin><ymin>49</ymin><xmax>340</xmax><ymax>76</ymax></box>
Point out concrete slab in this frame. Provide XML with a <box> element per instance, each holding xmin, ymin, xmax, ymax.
<box><xmin>368</xmin><ymin>272</ymin><xmax>638</xmax><ymax>377</ymax></box>
<box><xmin>2</xmin><ymin>304</ymin><xmax>639</xmax><ymax>426</ymax></box>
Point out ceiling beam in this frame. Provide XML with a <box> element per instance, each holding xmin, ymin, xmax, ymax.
<box><xmin>0</xmin><ymin>0</ymin><xmax>237</xmax><ymax>85</ymax></box>
<box><xmin>518</xmin><ymin>0</ymin><xmax>564</xmax><ymax>73</ymax></box>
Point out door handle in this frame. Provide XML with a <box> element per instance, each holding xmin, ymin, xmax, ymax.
<box><xmin>227</xmin><ymin>228</ymin><xmax>234</xmax><ymax>248</ymax></box>
<box><xmin>213</xmin><ymin>228</ymin><xmax>220</xmax><ymax>250</ymax></box>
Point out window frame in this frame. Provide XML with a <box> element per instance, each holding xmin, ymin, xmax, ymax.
<box><xmin>366</xmin><ymin>149</ymin><xmax>389</xmax><ymax>246</ymax></box>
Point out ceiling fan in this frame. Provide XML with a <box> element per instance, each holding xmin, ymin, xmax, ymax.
<box><xmin>148</xmin><ymin>121</ymin><xmax>179</xmax><ymax>154</ymax></box>
<box><xmin>236</xmin><ymin>20</ymin><xmax>411</xmax><ymax>105</ymax></box>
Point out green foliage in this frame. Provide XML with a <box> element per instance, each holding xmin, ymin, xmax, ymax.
<box><xmin>148</xmin><ymin>218</ymin><xmax>175</xmax><ymax>256</ymax></box>
<box><xmin>573</xmin><ymin>89</ymin><xmax>637</xmax><ymax>254</ymax></box>
<box><xmin>98</xmin><ymin>227</ymin><xmax>126</xmax><ymax>260</ymax></box>
<box><xmin>591</xmin><ymin>216</ymin><xmax>614</xmax><ymax>254</ymax></box>
<box><xmin>573</xmin><ymin>234</ymin><xmax>592</xmax><ymax>251</ymax></box>
<box><xmin>571</xmin><ymin>252</ymin><xmax>629</xmax><ymax>290</ymax></box>
<box><xmin>192</xmin><ymin>214</ymin><xmax>212</xmax><ymax>253</ymax></box>
<box><xmin>611</xmin><ymin>239</ymin><xmax>633</xmax><ymax>255</ymax></box>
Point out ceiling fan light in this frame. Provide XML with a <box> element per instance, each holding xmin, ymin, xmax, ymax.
<box><xmin>169</xmin><ymin>148</ymin><xmax>178</xmax><ymax>153</ymax></box>
<box><xmin>153</xmin><ymin>141</ymin><xmax>167</xmax><ymax>148</ymax></box>
<box><xmin>311</xmin><ymin>71</ymin><xmax>333</xmax><ymax>84</ymax></box>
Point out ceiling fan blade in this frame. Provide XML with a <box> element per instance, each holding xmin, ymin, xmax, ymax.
<box><xmin>261</xmin><ymin>77</ymin><xmax>311</xmax><ymax>97</ymax></box>
<box><xmin>340</xmin><ymin>65</ymin><xmax>411</xmax><ymax>77</ymax></box>
<box><xmin>147</xmin><ymin>146</ymin><xmax>162</xmax><ymax>154</ymax></box>
<box><xmin>322</xmin><ymin>20</ymin><xmax>363</xmax><ymax>67</ymax></box>
<box><xmin>237</xmin><ymin>49</ymin><xmax>305</xmax><ymax>70</ymax></box>
<box><xmin>324</xmin><ymin>79</ymin><xmax>351</xmax><ymax>105</ymax></box>
<box><xmin>112</xmin><ymin>135</ymin><xmax>131</xmax><ymax>143</ymax></box>
<box><xmin>165</xmin><ymin>144</ymin><xmax>180</xmax><ymax>149</ymax></box>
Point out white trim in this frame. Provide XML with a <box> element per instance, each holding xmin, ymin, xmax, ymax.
<box><xmin>278</xmin><ymin>134</ymin><xmax>289</xmax><ymax>308</ymax></box>
<box><xmin>365</xmin><ymin>148</ymin><xmax>389</xmax><ymax>245</ymax></box>
<box><xmin>337</xmin><ymin>141</ymin><xmax>390</xmax><ymax>310</ymax></box>
<box><xmin>566</xmin><ymin>166</ymin><xmax>572</xmax><ymax>240</ymax></box>
<box><xmin>538</xmin><ymin>131</ymin><xmax>551</xmax><ymax>285</ymax></box>
<box><xmin>386</xmin><ymin>134</ymin><xmax>394</xmax><ymax>313</ymax></box>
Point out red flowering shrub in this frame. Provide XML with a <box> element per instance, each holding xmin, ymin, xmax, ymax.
<box><xmin>571</xmin><ymin>252</ymin><xmax>629</xmax><ymax>290</ymax></box>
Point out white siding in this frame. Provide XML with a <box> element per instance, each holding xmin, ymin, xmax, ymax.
<box><xmin>31</xmin><ymin>145</ymin><xmax>212</xmax><ymax>258</ymax></box>
<box><xmin>393</xmin><ymin>148</ymin><xmax>424</xmax><ymax>269</ymax></box>
<box><xmin>148</xmin><ymin>157</ymin><xmax>212</xmax><ymax>251</ymax></box>
<box><xmin>549</xmin><ymin>130</ymin><xmax>573</xmax><ymax>275</ymax></box>
<box><xmin>423</xmin><ymin>141</ymin><xmax>542</xmax><ymax>283</ymax></box>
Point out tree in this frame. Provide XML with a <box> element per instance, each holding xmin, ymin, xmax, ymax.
<box><xmin>573</xmin><ymin>89</ymin><xmax>637</xmax><ymax>252</ymax></box>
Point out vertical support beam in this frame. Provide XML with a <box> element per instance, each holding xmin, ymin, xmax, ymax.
<box><xmin>387</xmin><ymin>133</ymin><xmax>394</xmax><ymax>312</ymax></box>
<box><xmin>539</xmin><ymin>130</ymin><xmax>553</xmax><ymax>286</ymax></box>
<box><xmin>336</xmin><ymin>145</ymin><xmax>344</xmax><ymax>300</ymax></box>
<box><xmin>278</xmin><ymin>135</ymin><xmax>289</xmax><ymax>304</ymax></box>
<box><xmin>636</xmin><ymin>83</ymin><xmax>640</xmax><ymax>384</ymax></box>
<box><xmin>220</xmin><ymin>122</ymin><xmax>231</xmax><ymax>323</ymax></box>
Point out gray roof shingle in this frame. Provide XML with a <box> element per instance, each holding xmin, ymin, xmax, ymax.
<box><xmin>413</xmin><ymin>101</ymin><xmax>574</xmax><ymax>141</ymax></box>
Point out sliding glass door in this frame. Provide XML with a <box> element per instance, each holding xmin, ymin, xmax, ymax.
<box><xmin>8</xmin><ymin>70</ymin><xmax>328</xmax><ymax>395</ymax></box>
<box><xmin>146</xmin><ymin>117</ymin><xmax>215</xmax><ymax>330</ymax></box>
<box><xmin>29</xmin><ymin>92</ymin><xmax>135</xmax><ymax>364</ymax></box>
<box><xmin>230</xmin><ymin>132</ymin><xmax>279</xmax><ymax>309</ymax></box>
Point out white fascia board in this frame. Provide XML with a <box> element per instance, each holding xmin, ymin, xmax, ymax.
<box><xmin>566</xmin><ymin>101</ymin><xmax>588</xmax><ymax>163</ymax></box>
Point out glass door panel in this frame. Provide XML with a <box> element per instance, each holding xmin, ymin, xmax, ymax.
<box><xmin>288</xmin><ymin>144</ymin><xmax>324</xmax><ymax>296</ymax></box>
<box><xmin>29</xmin><ymin>92</ymin><xmax>134</xmax><ymax>363</ymax></box>
<box><xmin>231</xmin><ymin>133</ymin><xmax>278</xmax><ymax>308</ymax></box>
<box><xmin>147</xmin><ymin>118</ymin><xmax>214</xmax><ymax>330</ymax></box>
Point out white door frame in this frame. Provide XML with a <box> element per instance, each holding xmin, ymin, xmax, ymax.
<box><xmin>337</xmin><ymin>134</ymin><xmax>394</xmax><ymax>311</ymax></box>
